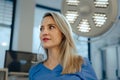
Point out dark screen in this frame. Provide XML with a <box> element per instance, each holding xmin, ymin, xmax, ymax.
<box><xmin>4</xmin><ymin>50</ymin><xmax>37</xmax><ymax>73</ymax></box>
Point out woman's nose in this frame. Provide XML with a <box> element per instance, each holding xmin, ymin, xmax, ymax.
<box><xmin>41</xmin><ymin>29</ymin><xmax>49</xmax><ymax>35</ymax></box>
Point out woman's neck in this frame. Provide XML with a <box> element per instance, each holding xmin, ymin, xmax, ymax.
<box><xmin>44</xmin><ymin>47</ymin><xmax>60</xmax><ymax>70</ymax></box>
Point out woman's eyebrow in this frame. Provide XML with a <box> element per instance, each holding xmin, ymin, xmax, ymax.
<box><xmin>40</xmin><ymin>25</ymin><xmax>43</xmax><ymax>28</ymax></box>
<box><xmin>48</xmin><ymin>24</ymin><xmax>56</xmax><ymax>26</ymax></box>
<box><xmin>40</xmin><ymin>24</ymin><xmax>56</xmax><ymax>28</ymax></box>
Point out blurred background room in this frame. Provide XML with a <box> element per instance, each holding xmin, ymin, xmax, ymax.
<box><xmin>0</xmin><ymin>0</ymin><xmax>120</xmax><ymax>80</ymax></box>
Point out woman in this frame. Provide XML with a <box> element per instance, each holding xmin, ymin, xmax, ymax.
<box><xmin>29</xmin><ymin>12</ymin><xmax>97</xmax><ymax>80</ymax></box>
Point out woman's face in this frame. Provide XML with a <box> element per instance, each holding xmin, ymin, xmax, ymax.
<box><xmin>40</xmin><ymin>16</ymin><xmax>63</xmax><ymax>49</ymax></box>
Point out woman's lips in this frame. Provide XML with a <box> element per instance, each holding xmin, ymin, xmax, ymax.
<box><xmin>42</xmin><ymin>38</ymin><xmax>50</xmax><ymax>42</ymax></box>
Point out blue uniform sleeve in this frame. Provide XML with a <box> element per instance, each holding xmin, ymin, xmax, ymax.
<box><xmin>75</xmin><ymin>58</ymin><xmax>98</xmax><ymax>80</ymax></box>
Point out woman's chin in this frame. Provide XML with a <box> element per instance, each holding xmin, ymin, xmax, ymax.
<box><xmin>42</xmin><ymin>45</ymin><xmax>51</xmax><ymax>49</ymax></box>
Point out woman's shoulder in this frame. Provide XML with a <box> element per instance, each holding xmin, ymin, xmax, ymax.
<box><xmin>29</xmin><ymin>62</ymin><xmax>43</xmax><ymax>73</ymax></box>
<box><xmin>79</xmin><ymin>57</ymin><xmax>98</xmax><ymax>80</ymax></box>
<box><xmin>82</xmin><ymin>57</ymin><xmax>91</xmax><ymax>66</ymax></box>
<box><xmin>81</xmin><ymin>57</ymin><xmax>95</xmax><ymax>72</ymax></box>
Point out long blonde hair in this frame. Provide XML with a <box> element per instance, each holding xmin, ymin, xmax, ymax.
<box><xmin>42</xmin><ymin>12</ymin><xmax>83</xmax><ymax>74</ymax></box>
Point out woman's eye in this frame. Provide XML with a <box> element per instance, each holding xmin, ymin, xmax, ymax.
<box><xmin>40</xmin><ymin>27</ymin><xmax>43</xmax><ymax>31</ymax></box>
<box><xmin>49</xmin><ymin>26</ymin><xmax>55</xmax><ymax>30</ymax></box>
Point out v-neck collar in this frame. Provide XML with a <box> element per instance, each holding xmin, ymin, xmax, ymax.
<box><xmin>41</xmin><ymin>63</ymin><xmax>62</xmax><ymax>73</ymax></box>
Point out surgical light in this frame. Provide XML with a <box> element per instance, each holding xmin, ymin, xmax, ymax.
<box><xmin>61</xmin><ymin>0</ymin><xmax>118</xmax><ymax>37</ymax></box>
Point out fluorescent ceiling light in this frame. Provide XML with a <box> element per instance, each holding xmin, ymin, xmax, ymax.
<box><xmin>93</xmin><ymin>13</ymin><xmax>107</xmax><ymax>27</ymax></box>
<box><xmin>94</xmin><ymin>0</ymin><xmax>109</xmax><ymax>8</ymax></box>
<box><xmin>65</xmin><ymin>11</ymin><xmax>78</xmax><ymax>23</ymax></box>
<box><xmin>77</xmin><ymin>19</ymin><xmax>91</xmax><ymax>32</ymax></box>
<box><xmin>1</xmin><ymin>42</ymin><xmax>7</xmax><ymax>46</ymax></box>
<box><xmin>66</xmin><ymin>0</ymin><xmax>80</xmax><ymax>5</ymax></box>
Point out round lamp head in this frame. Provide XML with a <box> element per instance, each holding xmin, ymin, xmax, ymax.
<box><xmin>61</xmin><ymin>0</ymin><xmax>118</xmax><ymax>37</ymax></box>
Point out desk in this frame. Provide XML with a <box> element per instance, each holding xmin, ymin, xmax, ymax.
<box><xmin>8</xmin><ymin>76</ymin><xmax>28</xmax><ymax>80</ymax></box>
<box><xmin>0</xmin><ymin>68</ymin><xmax>8</xmax><ymax>80</ymax></box>
<box><xmin>8</xmin><ymin>72</ymin><xmax>28</xmax><ymax>80</ymax></box>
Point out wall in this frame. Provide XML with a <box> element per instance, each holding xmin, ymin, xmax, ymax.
<box><xmin>91</xmin><ymin>0</ymin><xmax>120</xmax><ymax>79</ymax></box>
<box><xmin>12</xmin><ymin>0</ymin><xmax>35</xmax><ymax>52</ymax></box>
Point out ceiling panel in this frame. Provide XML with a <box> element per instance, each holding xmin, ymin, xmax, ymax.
<box><xmin>35</xmin><ymin>0</ymin><xmax>63</xmax><ymax>10</ymax></box>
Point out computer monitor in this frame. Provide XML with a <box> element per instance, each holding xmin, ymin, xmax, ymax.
<box><xmin>4</xmin><ymin>50</ymin><xmax>37</xmax><ymax>73</ymax></box>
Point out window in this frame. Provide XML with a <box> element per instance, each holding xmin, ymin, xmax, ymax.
<box><xmin>0</xmin><ymin>0</ymin><xmax>13</xmax><ymax>68</ymax></box>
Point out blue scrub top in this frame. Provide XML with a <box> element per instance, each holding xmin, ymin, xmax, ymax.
<box><xmin>29</xmin><ymin>58</ymin><xmax>97</xmax><ymax>80</ymax></box>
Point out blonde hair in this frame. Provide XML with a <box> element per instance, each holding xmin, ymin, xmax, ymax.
<box><xmin>42</xmin><ymin>12</ymin><xmax>83</xmax><ymax>74</ymax></box>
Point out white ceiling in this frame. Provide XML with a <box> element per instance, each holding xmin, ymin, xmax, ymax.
<box><xmin>35</xmin><ymin>0</ymin><xmax>63</xmax><ymax>10</ymax></box>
